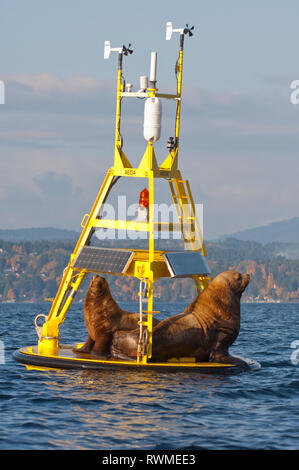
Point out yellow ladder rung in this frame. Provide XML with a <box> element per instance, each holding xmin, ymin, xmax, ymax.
<box><xmin>142</xmin><ymin>310</ymin><xmax>160</xmax><ymax>314</ymax></box>
<box><xmin>172</xmin><ymin>195</ymin><xmax>189</xmax><ymax>200</ymax></box>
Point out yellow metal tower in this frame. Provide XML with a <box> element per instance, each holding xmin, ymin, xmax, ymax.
<box><xmin>22</xmin><ymin>23</ymin><xmax>214</xmax><ymax>367</ymax></box>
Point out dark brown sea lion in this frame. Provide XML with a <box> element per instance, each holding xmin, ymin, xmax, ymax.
<box><xmin>74</xmin><ymin>275</ymin><xmax>159</xmax><ymax>357</ymax></box>
<box><xmin>111</xmin><ymin>270</ymin><xmax>250</xmax><ymax>370</ymax></box>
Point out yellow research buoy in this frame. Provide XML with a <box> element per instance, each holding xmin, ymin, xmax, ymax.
<box><xmin>13</xmin><ymin>22</ymin><xmax>260</xmax><ymax>374</ymax></box>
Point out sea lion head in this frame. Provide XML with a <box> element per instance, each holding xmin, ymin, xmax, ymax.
<box><xmin>88</xmin><ymin>275</ymin><xmax>111</xmax><ymax>299</ymax></box>
<box><xmin>214</xmin><ymin>270</ymin><xmax>250</xmax><ymax>297</ymax></box>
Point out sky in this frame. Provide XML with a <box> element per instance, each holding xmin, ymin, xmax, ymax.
<box><xmin>0</xmin><ymin>0</ymin><xmax>298</xmax><ymax>239</ymax></box>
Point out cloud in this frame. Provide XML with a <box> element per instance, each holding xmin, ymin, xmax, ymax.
<box><xmin>1</xmin><ymin>73</ymin><xmax>115</xmax><ymax>117</ymax></box>
<box><xmin>0</xmin><ymin>73</ymin><xmax>298</xmax><ymax>237</ymax></box>
<box><xmin>0</xmin><ymin>170</ymin><xmax>86</xmax><ymax>230</ymax></box>
<box><xmin>34</xmin><ymin>170</ymin><xmax>82</xmax><ymax>199</ymax></box>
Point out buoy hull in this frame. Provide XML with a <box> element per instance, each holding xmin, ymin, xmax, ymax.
<box><xmin>13</xmin><ymin>345</ymin><xmax>260</xmax><ymax>374</ymax></box>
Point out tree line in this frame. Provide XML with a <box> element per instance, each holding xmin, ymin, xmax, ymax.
<box><xmin>0</xmin><ymin>238</ymin><xmax>298</xmax><ymax>303</ymax></box>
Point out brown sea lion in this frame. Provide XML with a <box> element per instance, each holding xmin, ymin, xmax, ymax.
<box><xmin>74</xmin><ymin>275</ymin><xmax>159</xmax><ymax>357</ymax></box>
<box><xmin>111</xmin><ymin>270</ymin><xmax>250</xmax><ymax>370</ymax></box>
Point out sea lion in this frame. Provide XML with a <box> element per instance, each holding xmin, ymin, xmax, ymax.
<box><xmin>74</xmin><ymin>275</ymin><xmax>159</xmax><ymax>357</ymax></box>
<box><xmin>111</xmin><ymin>270</ymin><xmax>250</xmax><ymax>370</ymax></box>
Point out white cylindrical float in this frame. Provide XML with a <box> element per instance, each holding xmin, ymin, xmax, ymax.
<box><xmin>143</xmin><ymin>97</ymin><xmax>162</xmax><ymax>142</ymax></box>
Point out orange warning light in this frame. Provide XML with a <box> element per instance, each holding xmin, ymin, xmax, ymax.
<box><xmin>139</xmin><ymin>188</ymin><xmax>149</xmax><ymax>208</ymax></box>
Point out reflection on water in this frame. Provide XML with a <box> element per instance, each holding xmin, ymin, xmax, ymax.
<box><xmin>36</xmin><ymin>369</ymin><xmax>224</xmax><ymax>449</ymax></box>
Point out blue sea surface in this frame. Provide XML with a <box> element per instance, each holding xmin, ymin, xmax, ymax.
<box><xmin>0</xmin><ymin>301</ymin><xmax>298</xmax><ymax>450</ymax></box>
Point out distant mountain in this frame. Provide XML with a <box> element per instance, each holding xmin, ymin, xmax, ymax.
<box><xmin>220</xmin><ymin>217</ymin><xmax>299</xmax><ymax>244</ymax></box>
<box><xmin>0</xmin><ymin>227</ymin><xmax>80</xmax><ymax>241</ymax></box>
<box><xmin>2</xmin><ymin>216</ymin><xmax>299</xmax><ymax>246</ymax></box>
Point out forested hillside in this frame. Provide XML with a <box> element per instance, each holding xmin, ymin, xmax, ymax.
<box><xmin>0</xmin><ymin>238</ymin><xmax>299</xmax><ymax>303</ymax></box>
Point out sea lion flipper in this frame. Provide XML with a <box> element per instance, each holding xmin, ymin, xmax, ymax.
<box><xmin>92</xmin><ymin>332</ymin><xmax>113</xmax><ymax>356</ymax></box>
<box><xmin>73</xmin><ymin>335</ymin><xmax>95</xmax><ymax>354</ymax></box>
<box><xmin>210</xmin><ymin>351</ymin><xmax>249</xmax><ymax>371</ymax></box>
<box><xmin>209</xmin><ymin>330</ymin><xmax>249</xmax><ymax>370</ymax></box>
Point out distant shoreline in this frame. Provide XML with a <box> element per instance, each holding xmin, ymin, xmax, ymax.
<box><xmin>1</xmin><ymin>238</ymin><xmax>299</xmax><ymax>303</ymax></box>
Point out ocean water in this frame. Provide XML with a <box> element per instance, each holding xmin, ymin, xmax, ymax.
<box><xmin>0</xmin><ymin>301</ymin><xmax>298</xmax><ymax>450</ymax></box>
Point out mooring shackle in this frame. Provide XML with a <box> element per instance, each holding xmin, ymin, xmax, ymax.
<box><xmin>142</xmin><ymin>328</ymin><xmax>149</xmax><ymax>357</ymax></box>
<box><xmin>34</xmin><ymin>314</ymin><xmax>48</xmax><ymax>339</ymax></box>
<box><xmin>137</xmin><ymin>278</ymin><xmax>147</xmax><ymax>358</ymax></box>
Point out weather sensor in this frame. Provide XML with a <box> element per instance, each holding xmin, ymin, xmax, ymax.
<box><xmin>166</xmin><ymin>22</ymin><xmax>194</xmax><ymax>40</ymax></box>
<box><xmin>104</xmin><ymin>41</ymin><xmax>133</xmax><ymax>59</ymax></box>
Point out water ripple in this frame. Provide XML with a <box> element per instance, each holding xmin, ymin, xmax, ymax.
<box><xmin>0</xmin><ymin>302</ymin><xmax>298</xmax><ymax>449</ymax></box>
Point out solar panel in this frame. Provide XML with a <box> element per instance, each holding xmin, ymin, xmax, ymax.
<box><xmin>72</xmin><ymin>246</ymin><xmax>134</xmax><ymax>274</ymax></box>
<box><xmin>163</xmin><ymin>251</ymin><xmax>211</xmax><ymax>278</ymax></box>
